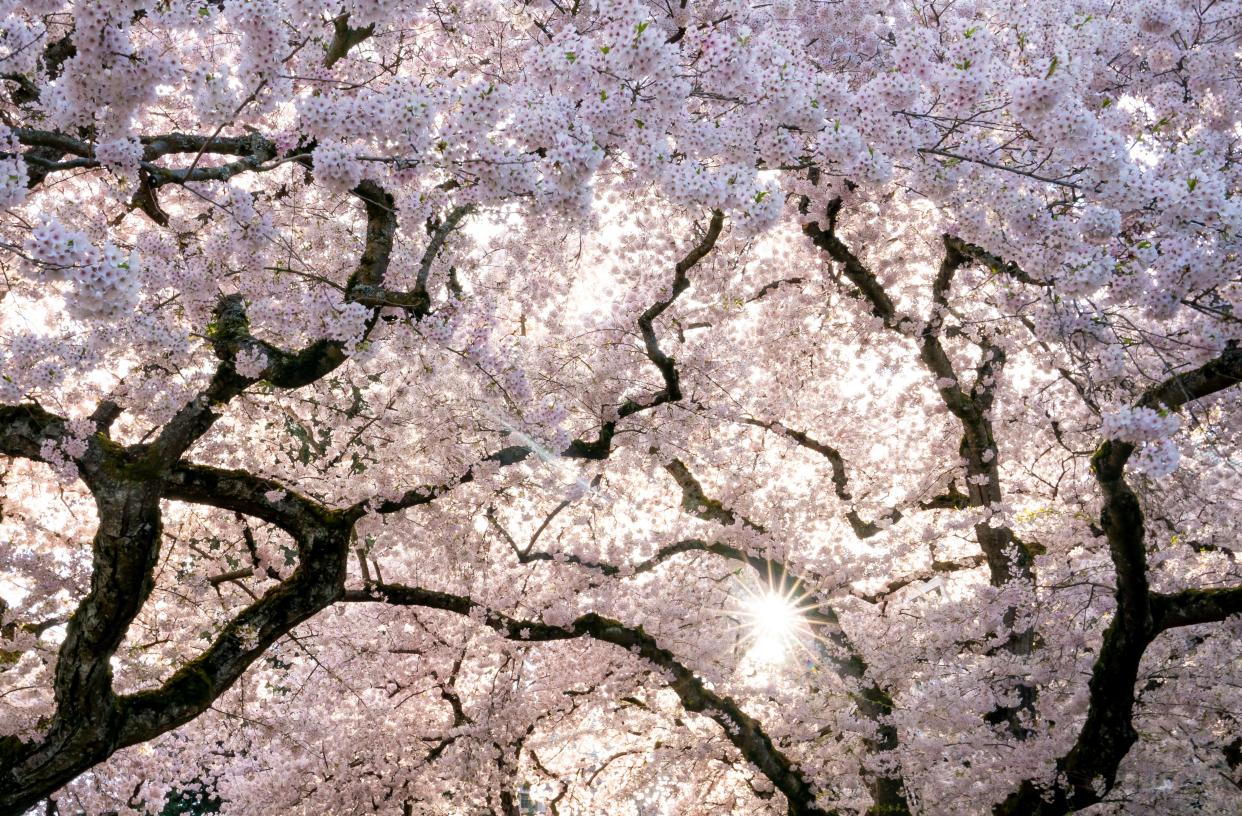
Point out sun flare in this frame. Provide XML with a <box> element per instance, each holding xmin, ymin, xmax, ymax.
<box><xmin>740</xmin><ymin>588</ymin><xmax>806</xmax><ymax>665</ymax></box>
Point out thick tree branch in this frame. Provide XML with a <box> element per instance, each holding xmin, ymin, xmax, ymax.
<box><xmin>0</xmin><ymin>484</ymin><xmax>166</xmax><ymax>814</ymax></box>
<box><xmin>0</xmin><ymin>404</ymin><xmax>68</xmax><ymax>462</ymax></box>
<box><xmin>941</xmin><ymin>236</ymin><xmax>1049</xmax><ymax>286</ymax></box>
<box><xmin>0</xmin><ymin>176</ymin><xmax>400</xmax><ymax>813</ymax></box>
<box><xmin>340</xmin><ymin>583</ymin><xmax>836</xmax><ymax>816</ymax></box>
<box><xmin>407</xmin><ymin>204</ymin><xmax>472</xmax><ymax>315</ymax></box>
<box><xmin>802</xmin><ymin>199</ymin><xmax>897</xmax><ymax>327</ymax></box>
<box><xmin>1151</xmin><ymin>586</ymin><xmax>1242</xmax><ymax>631</ymax></box>
<box><xmin>163</xmin><ymin>463</ymin><xmax>345</xmax><ymax>535</ymax></box>
<box><xmin>119</xmin><ymin>523</ymin><xmax>351</xmax><ymax>748</ymax></box>
<box><xmin>1137</xmin><ymin>342</ymin><xmax>1242</xmax><ymax>412</ymax></box>
<box><xmin>323</xmin><ymin>14</ymin><xmax>375</xmax><ymax>68</ymax></box>
<box><xmin>999</xmin><ymin>342</ymin><xmax>1242</xmax><ymax>814</ymax></box>
<box><xmin>663</xmin><ymin>457</ymin><xmax>764</xmax><ymax>532</ymax></box>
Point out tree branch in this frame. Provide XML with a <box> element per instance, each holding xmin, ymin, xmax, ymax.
<box><xmin>323</xmin><ymin>14</ymin><xmax>375</xmax><ymax>68</ymax></box>
<box><xmin>629</xmin><ymin>209</ymin><xmax>725</xmax><ymax>410</ymax></box>
<box><xmin>341</xmin><ymin>583</ymin><xmax>836</xmax><ymax>816</ymax></box>
<box><xmin>998</xmin><ymin>342</ymin><xmax>1242</xmax><ymax>813</ymax></box>
<box><xmin>366</xmin><ymin>213</ymin><xmax>726</xmax><ymax>515</ymax></box>
<box><xmin>1151</xmin><ymin>586</ymin><xmax>1242</xmax><ymax>631</ymax></box>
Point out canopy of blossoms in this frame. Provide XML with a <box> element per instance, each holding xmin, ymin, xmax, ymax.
<box><xmin>1</xmin><ymin>0</ymin><xmax>1240</xmax><ymax>814</ymax></box>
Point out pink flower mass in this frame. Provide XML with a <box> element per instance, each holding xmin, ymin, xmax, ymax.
<box><xmin>1</xmin><ymin>1</ymin><xmax>1241</xmax><ymax>814</ymax></box>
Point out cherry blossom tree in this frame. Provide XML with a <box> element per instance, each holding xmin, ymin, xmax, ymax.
<box><xmin>1</xmin><ymin>1</ymin><xmax>1241</xmax><ymax>814</ymax></box>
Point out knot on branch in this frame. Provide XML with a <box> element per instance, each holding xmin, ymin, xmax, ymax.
<box><xmin>206</xmin><ymin>294</ymin><xmax>252</xmax><ymax>360</ymax></box>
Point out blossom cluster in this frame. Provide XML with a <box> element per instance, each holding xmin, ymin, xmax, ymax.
<box><xmin>25</xmin><ymin>218</ymin><xmax>142</xmax><ymax>320</ymax></box>
<box><xmin>94</xmin><ymin>137</ymin><xmax>144</xmax><ymax>180</ymax></box>
<box><xmin>0</xmin><ymin>125</ymin><xmax>28</xmax><ymax>209</ymax></box>
<box><xmin>1101</xmin><ymin>406</ymin><xmax>1181</xmax><ymax>445</ymax></box>
<box><xmin>310</xmin><ymin>140</ymin><xmax>365</xmax><ymax>195</ymax></box>
<box><xmin>1102</xmin><ymin>406</ymin><xmax>1182</xmax><ymax>477</ymax></box>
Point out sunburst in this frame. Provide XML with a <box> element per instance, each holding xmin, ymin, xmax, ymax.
<box><xmin>731</xmin><ymin>567</ymin><xmax>820</xmax><ymax>667</ymax></box>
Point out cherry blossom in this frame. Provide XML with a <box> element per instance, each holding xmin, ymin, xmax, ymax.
<box><xmin>1</xmin><ymin>1</ymin><xmax>1241</xmax><ymax>815</ymax></box>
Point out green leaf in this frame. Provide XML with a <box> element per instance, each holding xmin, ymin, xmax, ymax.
<box><xmin>1187</xmin><ymin>177</ymin><xmax>1198</xmax><ymax>191</ymax></box>
<box><xmin>565</xmin><ymin>51</ymin><xmax>576</xmax><ymax>63</ymax></box>
<box><xmin>1045</xmin><ymin>55</ymin><xmax>1058</xmax><ymax>78</ymax></box>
